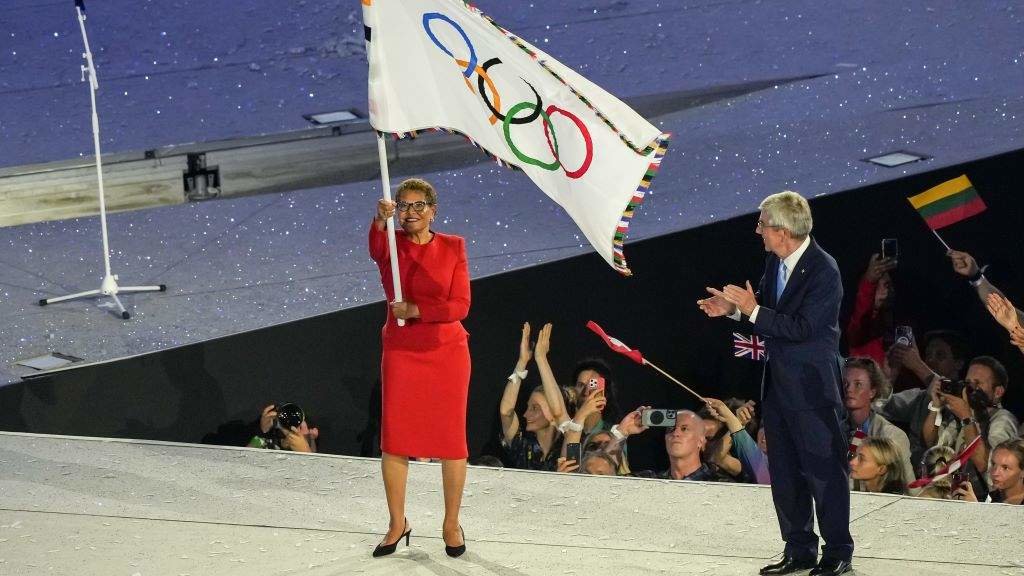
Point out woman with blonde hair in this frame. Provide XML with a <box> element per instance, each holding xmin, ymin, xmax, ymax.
<box><xmin>850</xmin><ymin>437</ymin><xmax>910</xmax><ymax>495</ymax></box>
<box><xmin>913</xmin><ymin>445</ymin><xmax>955</xmax><ymax>499</ymax></box>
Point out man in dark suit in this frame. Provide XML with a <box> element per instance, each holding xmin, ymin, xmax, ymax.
<box><xmin>698</xmin><ymin>191</ymin><xmax>853</xmax><ymax>576</ymax></box>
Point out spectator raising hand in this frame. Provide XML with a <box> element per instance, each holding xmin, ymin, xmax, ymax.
<box><xmin>704</xmin><ymin>398</ymin><xmax>771</xmax><ymax>484</ymax></box>
<box><xmin>986</xmin><ymin>293</ymin><xmax>1020</xmax><ymax>332</ymax></box>
<box><xmin>617</xmin><ymin>406</ymin><xmax>651</xmax><ymax>437</ymax></box>
<box><xmin>947</xmin><ymin>249</ymin><xmax>979</xmax><ymax>278</ymax></box>
<box><xmin>948</xmin><ymin>248</ymin><xmax>1024</xmax><ymax>329</ymax></box>
<box><xmin>1010</xmin><ymin>325</ymin><xmax>1024</xmax><ymax>355</ymax></box>
<box><xmin>864</xmin><ymin>253</ymin><xmax>897</xmax><ymax>285</ymax></box>
<box><xmin>281</xmin><ymin>425</ymin><xmax>313</xmax><ymax>453</ymax></box>
<box><xmin>705</xmin><ymin>398</ymin><xmax>745</xmax><ymax>434</ymax></box>
<box><xmin>259</xmin><ymin>404</ymin><xmax>278</xmax><ymax>435</ymax></box>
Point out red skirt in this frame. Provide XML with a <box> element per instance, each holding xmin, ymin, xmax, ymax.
<box><xmin>380</xmin><ymin>335</ymin><xmax>470</xmax><ymax>459</ymax></box>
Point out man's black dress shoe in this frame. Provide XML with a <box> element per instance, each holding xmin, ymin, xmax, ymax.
<box><xmin>809</xmin><ymin>558</ymin><xmax>852</xmax><ymax>576</ymax></box>
<box><xmin>759</xmin><ymin>555</ymin><xmax>818</xmax><ymax>575</ymax></box>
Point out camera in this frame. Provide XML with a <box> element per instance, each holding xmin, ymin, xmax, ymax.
<box><xmin>586</xmin><ymin>375</ymin><xmax>606</xmax><ymax>393</ymax></box>
<box><xmin>939</xmin><ymin>378</ymin><xmax>967</xmax><ymax>398</ymax></box>
<box><xmin>641</xmin><ymin>408</ymin><xmax>677</xmax><ymax>428</ymax></box>
<box><xmin>275</xmin><ymin>402</ymin><xmax>305</xmax><ymax>430</ymax></box>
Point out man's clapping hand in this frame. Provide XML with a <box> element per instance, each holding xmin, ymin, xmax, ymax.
<box><xmin>706</xmin><ymin>281</ymin><xmax>759</xmax><ymax>317</ymax></box>
<box><xmin>697</xmin><ymin>292</ymin><xmax>737</xmax><ymax>318</ymax></box>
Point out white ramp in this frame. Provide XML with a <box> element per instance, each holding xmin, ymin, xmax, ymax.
<box><xmin>0</xmin><ymin>432</ymin><xmax>1018</xmax><ymax>575</ymax></box>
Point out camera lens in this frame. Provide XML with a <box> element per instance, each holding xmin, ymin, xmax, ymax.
<box><xmin>276</xmin><ymin>403</ymin><xmax>305</xmax><ymax>429</ymax></box>
<box><xmin>649</xmin><ymin>411</ymin><xmax>664</xmax><ymax>425</ymax></box>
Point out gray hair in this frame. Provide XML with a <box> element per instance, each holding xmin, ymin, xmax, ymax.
<box><xmin>759</xmin><ymin>191</ymin><xmax>813</xmax><ymax>238</ymax></box>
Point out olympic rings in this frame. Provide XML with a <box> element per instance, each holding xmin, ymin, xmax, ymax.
<box><xmin>422</xmin><ymin>12</ymin><xmax>595</xmax><ymax>179</ymax></box>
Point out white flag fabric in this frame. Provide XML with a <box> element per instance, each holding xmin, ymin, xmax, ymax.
<box><xmin>363</xmin><ymin>0</ymin><xmax>670</xmax><ymax>275</ymax></box>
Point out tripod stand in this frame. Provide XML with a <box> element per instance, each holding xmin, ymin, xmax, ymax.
<box><xmin>39</xmin><ymin>0</ymin><xmax>165</xmax><ymax>319</ymax></box>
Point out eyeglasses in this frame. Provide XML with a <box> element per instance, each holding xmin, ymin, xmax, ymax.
<box><xmin>756</xmin><ymin>219</ymin><xmax>779</xmax><ymax>231</ymax></box>
<box><xmin>396</xmin><ymin>200</ymin><xmax>434</xmax><ymax>213</ymax></box>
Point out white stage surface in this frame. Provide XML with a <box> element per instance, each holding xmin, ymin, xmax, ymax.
<box><xmin>0</xmin><ymin>433</ymin><xmax>1019</xmax><ymax>575</ymax></box>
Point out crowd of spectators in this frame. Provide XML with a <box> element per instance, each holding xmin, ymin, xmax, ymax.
<box><xmin>491</xmin><ymin>247</ymin><xmax>1024</xmax><ymax>506</ymax></box>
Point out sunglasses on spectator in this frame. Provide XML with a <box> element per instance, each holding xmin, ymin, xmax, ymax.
<box><xmin>397</xmin><ymin>200</ymin><xmax>435</xmax><ymax>213</ymax></box>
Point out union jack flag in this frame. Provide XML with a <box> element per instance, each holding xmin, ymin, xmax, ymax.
<box><xmin>732</xmin><ymin>333</ymin><xmax>766</xmax><ymax>361</ymax></box>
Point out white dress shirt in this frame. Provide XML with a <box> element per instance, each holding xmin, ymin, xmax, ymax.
<box><xmin>730</xmin><ymin>235</ymin><xmax>812</xmax><ymax>323</ymax></box>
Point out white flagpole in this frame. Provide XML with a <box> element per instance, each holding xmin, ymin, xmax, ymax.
<box><xmin>376</xmin><ymin>133</ymin><xmax>405</xmax><ymax>327</ymax></box>
<box><xmin>642</xmin><ymin>359</ymin><xmax>706</xmax><ymax>403</ymax></box>
<box><xmin>931</xmin><ymin>228</ymin><xmax>952</xmax><ymax>252</ymax></box>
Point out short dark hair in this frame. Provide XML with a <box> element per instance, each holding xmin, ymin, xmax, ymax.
<box><xmin>468</xmin><ymin>455</ymin><xmax>504</xmax><ymax>467</ymax></box>
<box><xmin>968</xmin><ymin>355</ymin><xmax>1009</xmax><ymax>389</ymax></box>
<box><xmin>921</xmin><ymin>329</ymin><xmax>970</xmax><ymax>363</ymax></box>
<box><xmin>395</xmin><ymin>177</ymin><xmax>438</xmax><ymax>205</ymax></box>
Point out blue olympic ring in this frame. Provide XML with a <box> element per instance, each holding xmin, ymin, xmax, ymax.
<box><xmin>422</xmin><ymin>12</ymin><xmax>477</xmax><ymax>78</ymax></box>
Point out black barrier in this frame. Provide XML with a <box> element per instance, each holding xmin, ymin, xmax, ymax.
<box><xmin>3</xmin><ymin>149</ymin><xmax>1023</xmax><ymax>473</ymax></box>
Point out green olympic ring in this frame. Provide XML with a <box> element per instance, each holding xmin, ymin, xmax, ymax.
<box><xmin>502</xmin><ymin>101</ymin><xmax>560</xmax><ymax>171</ymax></box>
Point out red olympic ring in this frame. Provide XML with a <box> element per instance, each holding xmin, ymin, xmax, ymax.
<box><xmin>542</xmin><ymin>105</ymin><xmax>594</xmax><ymax>179</ymax></box>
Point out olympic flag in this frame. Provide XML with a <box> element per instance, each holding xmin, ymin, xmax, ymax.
<box><xmin>363</xmin><ymin>0</ymin><xmax>670</xmax><ymax>275</ymax></box>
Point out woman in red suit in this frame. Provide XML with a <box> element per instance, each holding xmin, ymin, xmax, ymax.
<box><xmin>368</xmin><ymin>178</ymin><xmax>471</xmax><ymax>558</ymax></box>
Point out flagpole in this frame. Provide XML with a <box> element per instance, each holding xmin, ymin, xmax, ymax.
<box><xmin>642</xmin><ymin>360</ymin><xmax>705</xmax><ymax>403</ymax></box>
<box><xmin>376</xmin><ymin>133</ymin><xmax>405</xmax><ymax>327</ymax></box>
<box><xmin>931</xmin><ymin>228</ymin><xmax>952</xmax><ymax>252</ymax></box>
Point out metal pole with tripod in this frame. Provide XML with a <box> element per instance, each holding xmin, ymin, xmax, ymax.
<box><xmin>39</xmin><ymin>0</ymin><xmax>166</xmax><ymax>319</ymax></box>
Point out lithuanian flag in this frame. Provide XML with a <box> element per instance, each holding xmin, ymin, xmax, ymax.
<box><xmin>907</xmin><ymin>175</ymin><xmax>987</xmax><ymax>230</ymax></box>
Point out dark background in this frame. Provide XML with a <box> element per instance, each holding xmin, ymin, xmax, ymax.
<box><xmin>3</xmin><ymin>149</ymin><xmax>1022</xmax><ymax>472</ymax></box>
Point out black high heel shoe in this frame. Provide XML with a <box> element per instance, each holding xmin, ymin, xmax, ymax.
<box><xmin>372</xmin><ymin>520</ymin><xmax>411</xmax><ymax>558</ymax></box>
<box><xmin>444</xmin><ymin>526</ymin><xmax>466</xmax><ymax>558</ymax></box>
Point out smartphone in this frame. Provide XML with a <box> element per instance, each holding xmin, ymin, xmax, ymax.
<box><xmin>895</xmin><ymin>325</ymin><xmax>914</xmax><ymax>347</ymax></box>
<box><xmin>641</xmin><ymin>408</ymin><xmax>678</xmax><ymax>428</ymax></box>
<box><xmin>881</xmin><ymin>238</ymin><xmax>899</xmax><ymax>261</ymax></box>
<box><xmin>586</xmin><ymin>375</ymin><xmax>606</xmax><ymax>394</ymax></box>
<box><xmin>950</xmin><ymin>469</ymin><xmax>967</xmax><ymax>493</ymax></box>
<box><xmin>566</xmin><ymin>442</ymin><xmax>581</xmax><ymax>463</ymax></box>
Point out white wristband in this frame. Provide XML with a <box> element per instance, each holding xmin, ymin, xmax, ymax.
<box><xmin>927</xmin><ymin>401</ymin><xmax>941</xmax><ymax>413</ymax></box>
<box><xmin>558</xmin><ymin>419</ymin><xmax>583</xmax><ymax>433</ymax></box>
<box><xmin>609</xmin><ymin>424</ymin><xmax>627</xmax><ymax>441</ymax></box>
<box><xmin>508</xmin><ymin>368</ymin><xmax>528</xmax><ymax>383</ymax></box>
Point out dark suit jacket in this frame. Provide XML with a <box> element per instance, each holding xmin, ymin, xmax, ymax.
<box><xmin>751</xmin><ymin>238</ymin><xmax>844</xmax><ymax>410</ymax></box>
